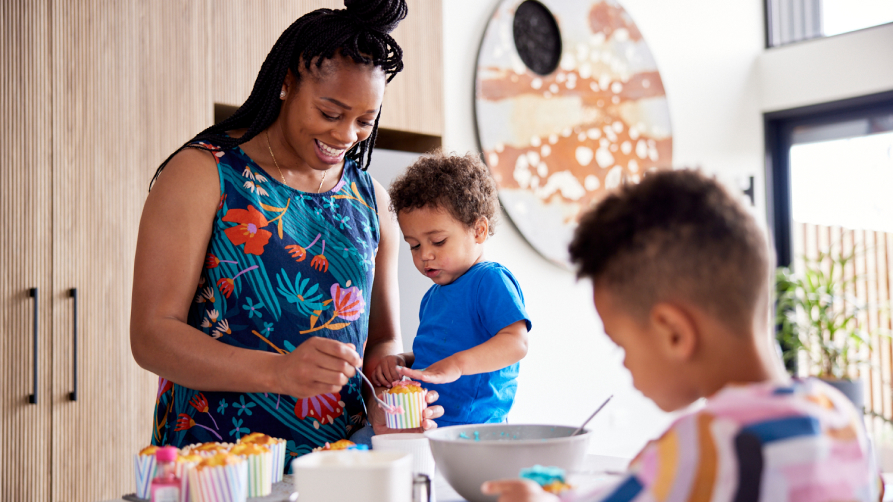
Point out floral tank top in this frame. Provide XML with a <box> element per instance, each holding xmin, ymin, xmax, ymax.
<box><xmin>151</xmin><ymin>140</ymin><xmax>380</xmax><ymax>467</ymax></box>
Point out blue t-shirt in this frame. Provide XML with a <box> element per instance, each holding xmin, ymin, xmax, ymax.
<box><xmin>412</xmin><ymin>261</ymin><xmax>531</xmax><ymax>426</ymax></box>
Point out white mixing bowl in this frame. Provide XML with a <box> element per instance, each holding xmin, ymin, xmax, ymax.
<box><xmin>425</xmin><ymin>424</ymin><xmax>592</xmax><ymax>502</ymax></box>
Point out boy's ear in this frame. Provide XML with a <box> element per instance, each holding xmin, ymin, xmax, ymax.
<box><xmin>650</xmin><ymin>302</ymin><xmax>697</xmax><ymax>361</ymax></box>
<box><xmin>473</xmin><ymin>217</ymin><xmax>489</xmax><ymax>242</ymax></box>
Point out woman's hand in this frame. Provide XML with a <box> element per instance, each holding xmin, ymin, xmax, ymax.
<box><xmin>372</xmin><ymin>354</ymin><xmax>406</xmax><ymax>387</ymax></box>
<box><xmin>369</xmin><ymin>389</ymin><xmax>444</xmax><ymax>435</ymax></box>
<box><xmin>480</xmin><ymin>480</ymin><xmax>558</xmax><ymax>502</ymax></box>
<box><xmin>273</xmin><ymin>338</ymin><xmax>362</xmax><ymax>398</ymax></box>
<box><xmin>399</xmin><ymin>357</ymin><xmax>462</xmax><ymax>384</ymax></box>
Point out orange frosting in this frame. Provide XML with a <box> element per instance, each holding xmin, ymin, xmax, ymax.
<box><xmin>230</xmin><ymin>443</ymin><xmax>270</xmax><ymax>456</ymax></box>
<box><xmin>190</xmin><ymin>442</ymin><xmax>230</xmax><ymax>455</ymax></box>
<box><xmin>239</xmin><ymin>432</ymin><xmax>280</xmax><ymax>446</ymax></box>
<box><xmin>177</xmin><ymin>453</ymin><xmax>203</xmax><ymax>464</ymax></box>
<box><xmin>313</xmin><ymin>439</ymin><xmax>356</xmax><ymax>452</ymax></box>
<box><xmin>386</xmin><ymin>380</ymin><xmax>424</xmax><ymax>395</ymax></box>
<box><xmin>139</xmin><ymin>445</ymin><xmax>160</xmax><ymax>456</ymax></box>
<box><xmin>196</xmin><ymin>452</ymin><xmax>241</xmax><ymax>471</ymax></box>
<box><xmin>542</xmin><ymin>481</ymin><xmax>573</xmax><ymax>494</ymax></box>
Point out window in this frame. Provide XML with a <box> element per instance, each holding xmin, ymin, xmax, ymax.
<box><xmin>766</xmin><ymin>90</ymin><xmax>893</xmax><ymax>426</ymax></box>
<box><xmin>766</xmin><ymin>0</ymin><xmax>893</xmax><ymax>47</ymax></box>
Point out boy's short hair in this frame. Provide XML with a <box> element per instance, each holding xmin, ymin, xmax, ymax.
<box><xmin>388</xmin><ymin>150</ymin><xmax>499</xmax><ymax>235</ymax></box>
<box><xmin>568</xmin><ymin>170</ymin><xmax>772</xmax><ymax>328</ymax></box>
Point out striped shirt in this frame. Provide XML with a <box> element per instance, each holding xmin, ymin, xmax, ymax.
<box><xmin>573</xmin><ymin>379</ymin><xmax>881</xmax><ymax>502</ymax></box>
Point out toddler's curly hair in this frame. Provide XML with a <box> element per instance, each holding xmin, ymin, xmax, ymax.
<box><xmin>388</xmin><ymin>151</ymin><xmax>499</xmax><ymax>235</ymax></box>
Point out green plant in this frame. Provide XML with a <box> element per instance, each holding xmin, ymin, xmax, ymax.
<box><xmin>775</xmin><ymin>249</ymin><xmax>874</xmax><ymax>380</ymax></box>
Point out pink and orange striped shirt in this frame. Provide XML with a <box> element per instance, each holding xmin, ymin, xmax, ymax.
<box><xmin>572</xmin><ymin>379</ymin><xmax>882</xmax><ymax>502</ymax></box>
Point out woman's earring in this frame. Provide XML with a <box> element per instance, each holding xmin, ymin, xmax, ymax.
<box><xmin>280</xmin><ymin>90</ymin><xmax>286</xmax><ymax>99</ymax></box>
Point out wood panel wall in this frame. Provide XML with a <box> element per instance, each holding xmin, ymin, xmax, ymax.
<box><xmin>2</xmin><ymin>1</ymin><xmax>442</xmax><ymax>500</ymax></box>
<box><xmin>0</xmin><ymin>2</ymin><xmax>53</xmax><ymax>501</ymax></box>
<box><xmin>211</xmin><ymin>0</ymin><xmax>443</xmax><ymax>137</ymax></box>
<box><xmin>49</xmin><ymin>1</ymin><xmax>213</xmax><ymax>501</ymax></box>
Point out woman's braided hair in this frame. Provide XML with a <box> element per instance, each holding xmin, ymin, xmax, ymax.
<box><xmin>149</xmin><ymin>0</ymin><xmax>407</xmax><ymax>190</ymax></box>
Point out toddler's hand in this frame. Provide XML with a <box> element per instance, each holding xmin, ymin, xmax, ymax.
<box><xmin>399</xmin><ymin>358</ymin><xmax>462</xmax><ymax>384</ymax></box>
<box><xmin>481</xmin><ymin>479</ymin><xmax>558</xmax><ymax>502</ymax></box>
<box><xmin>372</xmin><ymin>354</ymin><xmax>405</xmax><ymax>387</ymax></box>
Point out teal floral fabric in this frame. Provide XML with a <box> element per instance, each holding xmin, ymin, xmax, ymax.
<box><xmin>151</xmin><ymin>140</ymin><xmax>380</xmax><ymax>469</ymax></box>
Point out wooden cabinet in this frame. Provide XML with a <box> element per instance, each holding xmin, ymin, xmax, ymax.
<box><xmin>2</xmin><ymin>1</ymin><xmax>441</xmax><ymax>500</ymax></box>
<box><xmin>2</xmin><ymin>1</ymin><xmax>212</xmax><ymax>500</ymax></box>
<box><xmin>0</xmin><ymin>3</ymin><xmax>53</xmax><ymax>500</ymax></box>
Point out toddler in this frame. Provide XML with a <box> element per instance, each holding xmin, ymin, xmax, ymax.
<box><xmin>483</xmin><ymin>170</ymin><xmax>881</xmax><ymax>501</ymax></box>
<box><xmin>372</xmin><ymin>151</ymin><xmax>531</xmax><ymax>427</ymax></box>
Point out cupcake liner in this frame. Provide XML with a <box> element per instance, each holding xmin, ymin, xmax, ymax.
<box><xmin>268</xmin><ymin>440</ymin><xmax>286</xmax><ymax>483</ymax></box>
<box><xmin>383</xmin><ymin>390</ymin><xmax>427</xmax><ymax>429</ymax></box>
<box><xmin>244</xmin><ymin>450</ymin><xmax>272</xmax><ymax>497</ymax></box>
<box><xmin>133</xmin><ymin>454</ymin><xmax>157</xmax><ymax>499</ymax></box>
<box><xmin>188</xmin><ymin>461</ymin><xmax>248</xmax><ymax>502</ymax></box>
<box><xmin>176</xmin><ymin>459</ymin><xmax>200</xmax><ymax>502</ymax></box>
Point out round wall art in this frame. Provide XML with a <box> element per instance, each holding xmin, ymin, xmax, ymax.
<box><xmin>475</xmin><ymin>0</ymin><xmax>672</xmax><ymax>268</ymax></box>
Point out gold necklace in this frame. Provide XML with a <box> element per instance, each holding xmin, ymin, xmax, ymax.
<box><xmin>265</xmin><ymin>130</ymin><xmax>328</xmax><ymax>193</ymax></box>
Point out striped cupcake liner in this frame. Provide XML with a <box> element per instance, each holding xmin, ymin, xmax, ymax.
<box><xmin>243</xmin><ymin>451</ymin><xmax>272</xmax><ymax>497</ymax></box>
<box><xmin>133</xmin><ymin>454</ymin><xmax>157</xmax><ymax>499</ymax></box>
<box><xmin>383</xmin><ymin>390</ymin><xmax>427</xmax><ymax>429</ymax></box>
<box><xmin>187</xmin><ymin>461</ymin><xmax>248</xmax><ymax>502</ymax></box>
<box><xmin>268</xmin><ymin>440</ymin><xmax>286</xmax><ymax>483</ymax></box>
<box><xmin>176</xmin><ymin>459</ymin><xmax>200</xmax><ymax>502</ymax></box>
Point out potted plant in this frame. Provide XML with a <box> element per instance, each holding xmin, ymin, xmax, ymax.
<box><xmin>775</xmin><ymin>249</ymin><xmax>877</xmax><ymax>410</ymax></box>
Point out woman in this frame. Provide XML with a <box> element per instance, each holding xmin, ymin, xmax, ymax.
<box><xmin>130</xmin><ymin>0</ymin><xmax>442</xmax><ymax>461</ymax></box>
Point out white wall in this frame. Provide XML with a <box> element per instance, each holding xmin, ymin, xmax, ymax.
<box><xmin>434</xmin><ymin>0</ymin><xmax>893</xmax><ymax>460</ymax></box>
<box><xmin>760</xmin><ymin>23</ymin><xmax>893</xmax><ymax>112</ymax></box>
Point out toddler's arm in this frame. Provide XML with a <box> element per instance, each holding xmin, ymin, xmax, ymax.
<box><xmin>372</xmin><ymin>352</ymin><xmax>416</xmax><ymax>387</ymax></box>
<box><xmin>400</xmin><ymin>320</ymin><xmax>528</xmax><ymax>384</ymax></box>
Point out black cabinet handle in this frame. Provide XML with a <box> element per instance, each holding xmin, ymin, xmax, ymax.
<box><xmin>70</xmin><ymin>288</ymin><xmax>78</xmax><ymax>401</ymax></box>
<box><xmin>29</xmin><ymin>288</ymin><xmax>38</xmax><ymax>405</ymax></box>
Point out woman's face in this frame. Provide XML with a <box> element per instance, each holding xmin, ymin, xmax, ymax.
<box><xmin>280</xmin><ymin>55</ymin><xmax>386</xmax><ymax>171</ymax></box>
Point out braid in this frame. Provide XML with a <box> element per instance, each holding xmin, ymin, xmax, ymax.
<box><xmin>149</xmin><ymin>0</ymin><xmax>407</xmax><ymax>190</ymax></box>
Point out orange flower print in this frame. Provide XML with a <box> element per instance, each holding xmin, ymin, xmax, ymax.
<box><xmin>285</xmin><ymin>234</ymin><xmax>320</xmax><ymax>263</ymax></box>
<box><xmin>311</xmin><ymin>239</ymin><xmax>329</xmax><ymax>273</ymax></box>
<box><xmin>189</xmin><ymin>392</ymin><xmax>220</xmax><ymax>430</ymax></box>
<box><xmin>284</xmin><ymin>245</ymin><xmax>307</xmax><ymax>262</ymax></box>
<box><xmin>216</xmin><ymin>265</ymin><xmax>258</xmax><ymax>298</ymax></box>
<box><xmin>294</xmin><ymin>392</ymin><xmax>344</xmax><ymax>425</ymax></box>
<box><xmin>217</xmin><ymin>193</ymin><xmax>227</xmax><ymax>211</ymax></box>
<box><xmin>205</xmin><ymin>253</ymin><xmax>237</xmax><ymax>269</ymax></box>
<box><xmin>194</xmin><ymin>142</ymin><xmax>225</xmax><ymax>165</ymax></box>
<box><xmin>223</xmin><ymin>205</ymin><xmax>273</xmax><ymax>255</ymax></box>
<box><xmin>175</xmin><ymin>413</ymin><xmax>222</xmax><ymax>440</ymax></box>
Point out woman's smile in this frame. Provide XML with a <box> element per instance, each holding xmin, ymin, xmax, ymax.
<box><xmin>314</xmin><ymin>139</ymin><xmax>347</xmax><ymax>164</ymax></box>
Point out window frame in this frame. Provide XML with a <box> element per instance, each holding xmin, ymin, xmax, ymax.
<box><xmin>764</xmin><ymin>90</ymin><xmax>893</xmax><ymax>269</ymax></box>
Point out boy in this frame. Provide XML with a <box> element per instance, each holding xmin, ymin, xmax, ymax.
<box><xmin>483</xmin><ymin>170</ymin><xmax>881</xmax><ymax>501</ymax></box>
<box><xmin>371</xmin><ymin>151</ymin><xmax>531</xmax><ymax>426</ymax></box>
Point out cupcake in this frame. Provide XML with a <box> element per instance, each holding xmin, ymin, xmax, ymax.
<box><xmin>312</xmin><ymin>439</ymin><xmax>369</xmax><ymax>452</ymax></box>
<box><xmin>182</xmin><ymin>442</ymin><xmax>232</xmax><ymax>457</ymax></box>
<box><xmin>230</xmin><ymin>443</ymin><xmax>272</xmax><ymax>497</ymax></box>
<box><xmin>176</xmin><ymin>453</ymin><xmax>203</xmax><ymax>502</ymax></box>
<box><xmin>519</xmin><ymin>465</ymin><xmax>573</xmax><ymax>494</ymax></box>
<box><xmin>382</xmin><ymin>380</ymin><xmax>427</xmax><ymax>429</ymax></box>
<box><xmin>238</xmin><ymin>433</ymin><xmax>286</xmax><ymax>482</ymax></box>
<box><xmin>134</xmin><ymin>445</ymin><xmax>161</xmax><ymax>499</ymax></box>
<box><xmin>187</xmin><ymin>452</ymin><xmax>248</xmax><ymax>502</ymax></box>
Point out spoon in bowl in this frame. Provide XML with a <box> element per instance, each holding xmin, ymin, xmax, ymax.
<box><xmin>572</xmin><ymin>395</ymin><xmax>613</xmax><ymax>436</ymax></box>
<box><xmin>355</xmin><ymin>366</ymin><xmax>404</xmax><ymax>415</ymax></box>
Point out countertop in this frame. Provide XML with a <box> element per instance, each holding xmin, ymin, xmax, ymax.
<box><xmin>104</xmin><ymin>454</ymin><xmax>630</xmax><ymax>502</ymax></box>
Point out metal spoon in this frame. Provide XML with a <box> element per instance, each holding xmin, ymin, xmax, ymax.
<box><xmin>355</xmin><ymin>366</ymin><xmax>402</xmax><ymax>414</ymax></box>
<box><xmin>571</xmin><ymin>395</ymin><xmax>613</xmax><ymax>436</ymax></box>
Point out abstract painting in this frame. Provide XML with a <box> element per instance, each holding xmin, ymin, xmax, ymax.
<box><xmin>475</xmin><ymin>0</ymin><xmax>673</xmax><ymax>267</ymax></box>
